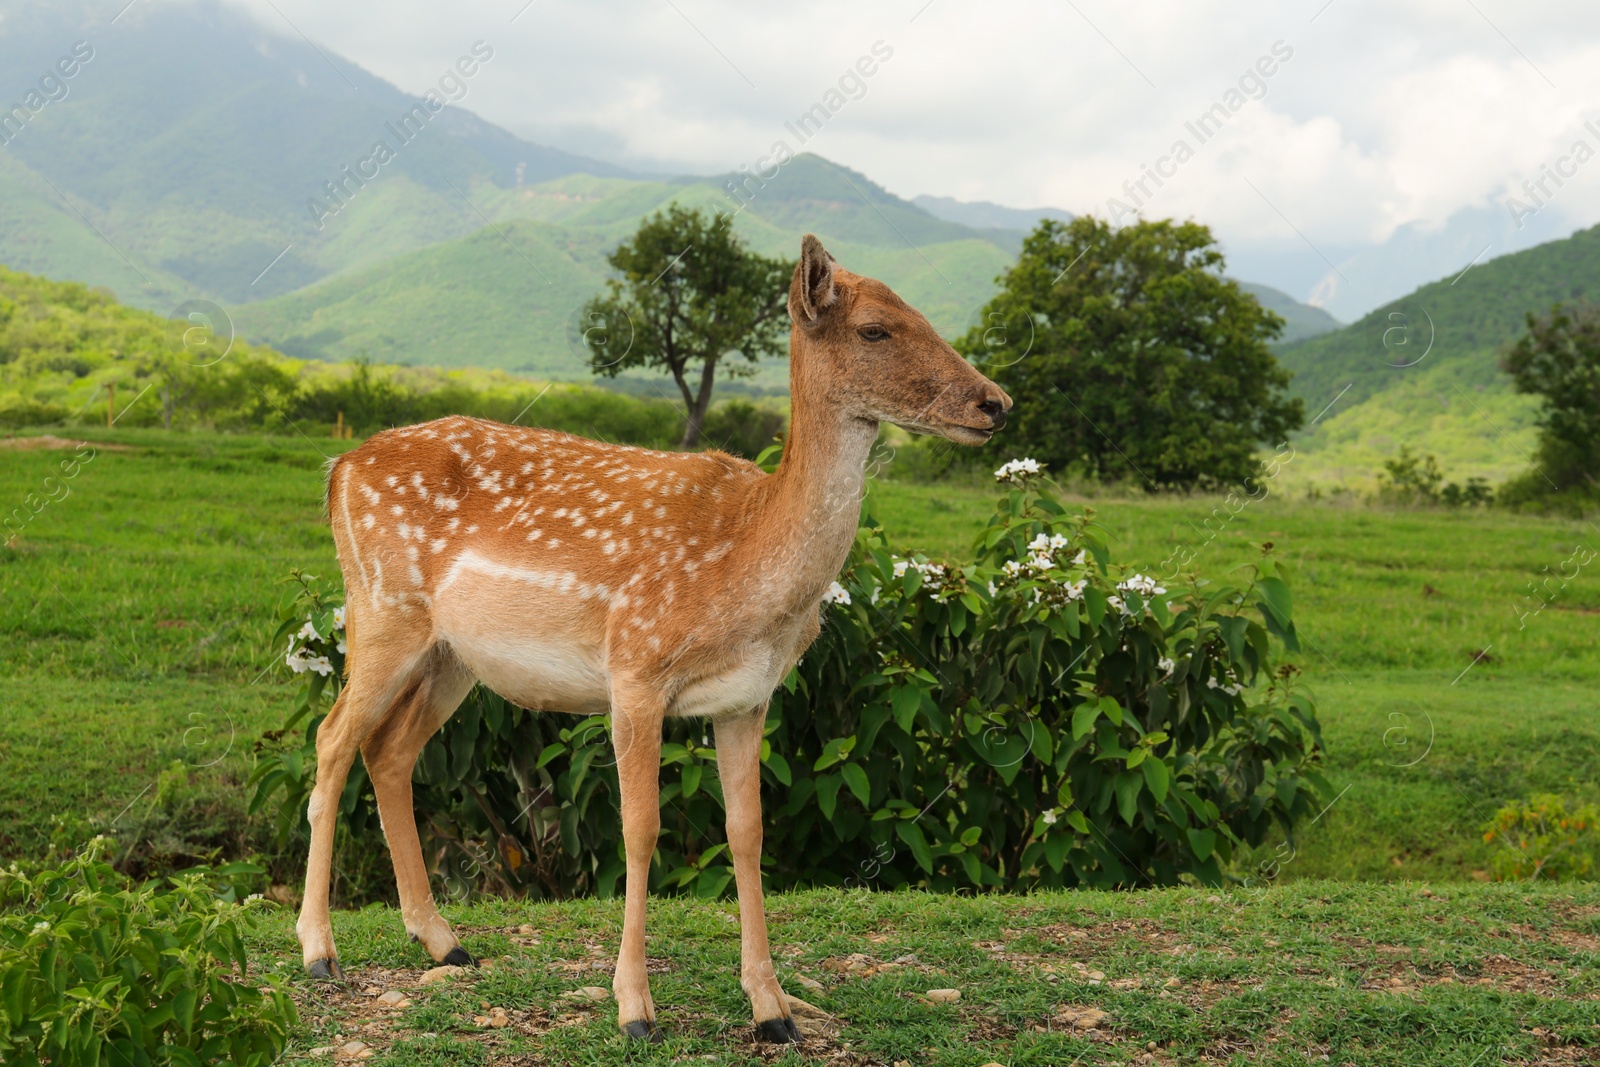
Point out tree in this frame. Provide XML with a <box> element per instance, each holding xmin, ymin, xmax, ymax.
<box><xmin>582</xmin><ymin>206</ymin><xmax>793</xmax><ymax>448</ymax></box>
<box><xmin>1502</xmin><ymin>302</ymin><xmax>1600</xmax><ymax>493</ymax></box>
<box><xmin>957</xmin><ymin>217</ymin><xmax>1304</xmax><ymax>489</ymax></box>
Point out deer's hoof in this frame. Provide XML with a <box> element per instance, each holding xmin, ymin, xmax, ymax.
<box><xmin>755</xmin><ymin>1016</ymin><xmax>802</xmax><ymax>1044</ymax></box>
<box><xmin>307</xmin><ymin>957</ymin><xmax>344</xmax><ymax>981</ymax></box>
<box><xmin>621</xmin><ymin>1019</ymin><xmax>664</xmax><ymax>1043</ymax></box>
<box><xmin>442</xmin><ymin>946</ymin><xmax>477</xmax><ymax>967</ymax></box>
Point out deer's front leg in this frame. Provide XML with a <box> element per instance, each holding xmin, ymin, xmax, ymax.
<box><xmin>611</xmin><ymin>680</ymin><xmax>665</xmax><ymax>1042</ymax></box>
<box><xmin>716</xmin><ymin>705</ymin><xmax>799</xmax><ymax>1043</ymax></box>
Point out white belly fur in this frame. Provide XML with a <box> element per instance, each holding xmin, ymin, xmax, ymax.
<box><xmin>431</xmin><ymin>551</ymin><xmax>794</xmax><ymax>719</ymax></box>
<box><xmin>669</xmin><ymin>645</ymin><xmax>783</xmax><ymax>719</ymax></box>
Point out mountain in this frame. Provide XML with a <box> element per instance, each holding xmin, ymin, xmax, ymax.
<box><xmin>913</xmin><ymin>195</ymin><xmax>1074</xmax><ymax>233</ymax></box>
<box><xmin>233</xmin><ymin>159</ymin><xmax>1021</xmax><ymax>383</ymax></box>
<box><xmin>1273</xmin><ymin>223</ymin><xmax>1600</xmax><ymax>487</ymax></box>
<box><xmin>1237</xmin><ymin>282</ymin><xmax>1342</xmax><ymax>344</ymax></box>
<box><xmin>0</xmin><ymin>0</ymin><xmax>630</xmax><ymax>308</ymax></box>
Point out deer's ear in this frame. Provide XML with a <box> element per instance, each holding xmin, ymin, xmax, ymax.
<box><xmin>790</xmin><ymin>233</ymin><xmax>837</xmax><ymax>327</ymax></box>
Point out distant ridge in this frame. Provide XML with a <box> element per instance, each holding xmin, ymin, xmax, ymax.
<box><xmin>914</xmin><ymin>194</ymin><xmax>1074</xmax><ymax>233</ymax></box>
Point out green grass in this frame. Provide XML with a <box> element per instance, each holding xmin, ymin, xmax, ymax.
<box><xmin>869</xmin><ymin>477</ymin><xmax>1600</xmax><ymax>882</ymax></box>
<box><xmin>244</xmin><ymin>881</ymin><xmax>1600</xmax><ymax>1065</ymax></box>
<box><xmin>6</xmin><ymin>430</ymin><xmax>1600</xmax><ymax>1060</ymax></box>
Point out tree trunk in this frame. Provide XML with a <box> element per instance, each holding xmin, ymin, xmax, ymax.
<box><xmin>679</xmin><ymin>357</ymin><xmax>718</xmax><ymax>449</ymax></box>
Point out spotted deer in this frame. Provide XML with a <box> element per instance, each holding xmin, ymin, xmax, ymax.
<box><xmin>297</xmin><ymin>234</ymin><xmax>1011</xmax><ymax>1042</ymax></box>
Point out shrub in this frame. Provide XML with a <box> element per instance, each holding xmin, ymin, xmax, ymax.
<box><xmin>1376</xmin><ymin>446</ymin><xmax>1493</xmax><ymax>507</ymax></box>
<box><xmin>0</xmin><ymin>841</ymin><xmax>296</xmax><ymax>1067</ymax></box>
<box><xmin>1483</xmin><ymin>794</ymin><xmax>1599</xmax><ymax>881</ymax></box>
<box><xmin>253</xmin><ymin>463</ymin><xmax>1327</xmax><ymax>898</ymax></box>
<box><xmin>700</xmin><ymin>399</ymin><xmax>786</xmax><ymax>460</ymax></box>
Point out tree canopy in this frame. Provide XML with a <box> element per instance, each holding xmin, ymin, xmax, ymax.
<box><xmin>958</xmin><ymin>217</ymin><xmax>1304</xmax><ymax>489</ymax></box>
<box><xmin>1502</xmin><ymin>301</ymin><xmax>1600</xmax><ymax>494</ymax></box>
<box><xmin>582</xmin><ymin>206</ymin><xmax>794</xmax><ymax>448</ymax></box>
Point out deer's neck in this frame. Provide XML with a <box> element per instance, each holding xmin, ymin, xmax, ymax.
<box><xmin>749</xmin><ymin>394</ymin><xmax>876</xmax><ymax>617</ymax></box>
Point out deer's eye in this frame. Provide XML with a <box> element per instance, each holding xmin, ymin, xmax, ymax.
<box><xmin>857</xmin><ymin>325</ymin><xmax>890</xmax><ymax>342</ymax></box>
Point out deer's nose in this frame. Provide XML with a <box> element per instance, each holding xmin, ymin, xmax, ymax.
<box><xmin>977</xmin><ymin>397</ymin><xmax>1009</xmax><ymax>430</ymax></box>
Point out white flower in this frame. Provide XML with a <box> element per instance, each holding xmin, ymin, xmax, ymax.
<box><xmin>994</xmin><ymin>457</ymin><xmax>1044</xmax><ymax>483</ymax></box>
<box><xmin>307</xmin><ymin>656</ymin><xmax>334</xmax><ymax>677</ymax></box>
<box><xmin>1072</xmin><ymin>549</ymin><xmax>1088</xmax><ymax>565</ymax></box>
<box><xmin>1027</xmin><ymin>532</ymin><xmax>1071</xmax><ymax>555</ymax></box>
<box><xmin>891</xmin><ymin>557</ymin><xmax>949</xmax><ymax>593</ymax></box>
<box><xmin>1106</xmin><ymin>594</ymin><xmax>1130</xmax><ymax>616</ymax></box>
<box><xmin>1158</xmin><ymin>656</ymin><xmax>1176</xmax><ymax>676</ymax></box>
<box><xmin>31</xmin><ymin>921</ymin><xmax>49</xmax><ymax>934</ymax></box>
<box><xmin>823</xmin><ymin>581</ymin><xmax>851</xmax><ymax>606</ymax></box>
<box><xmin>332</xmin><ymin>606</ymin><xmax>346</xmax><ymax>629</ymax></box>
<box><xmin>246</xmin><ymin>892</ymin><xmax>264</xmax><ymax>902</ymax></box>
<box><xmin>1118</xmin><ymin>573</ymin><xmax>1167</xmax><ymax>597</ymax></box>
<box><xmin>1042</xmin><ymin>810</ymin><xmax>1058</xmax><ymax>826</ymax></box>
<box><xmin>1063</xmin><ymin>579</ymin><xmax>1087</xmax><ymax>600</ymax></box>
<box><xmin>1002</xmin><ymin>559</ymin><xmax>1026</xmax><ymax>579</ymax></box>
<box><xmin>336</xmin><ymin>639</ymin><xmax>348</xmax><ymax>654</ymax></box>
<box><xmin>297</xmin><ymin>620</ymin><xmax>318</xmax><ymax>640</ymax></box>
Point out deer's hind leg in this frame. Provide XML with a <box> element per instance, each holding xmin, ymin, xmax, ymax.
<box><xmin>361</xmin><ymin>646</ymin><xmax>477</xmax><ymax>965</ymax></box>
<box><xmin>296</xmin><ymin>616</ymin><xmax>433</xmax><ymax>979</ymax></box>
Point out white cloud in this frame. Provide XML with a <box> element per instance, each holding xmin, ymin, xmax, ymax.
<box><xmin>222</xmin><ymin>0</ymin><xmax>1600</xmax><ymax>264</ymax></box>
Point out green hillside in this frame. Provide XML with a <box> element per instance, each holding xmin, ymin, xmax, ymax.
<box><xmin>1272</xmin><ymin>225</ymin><xmax>1600</xmax><ymax>488</ymax></box>
<box><xmin>233</xmin><ymin>158</ymin><xmax>1020</xmax><ymax>383</ymax></box>
<box><xmin>0</xmin><ymin>0</ymin><xmax>628</xmax><ymax>307</ymax></box>
<box><xmin>1238</xmin><ymin>281</ymin><xmax>1342</xmax><ymax>343</ymax></box>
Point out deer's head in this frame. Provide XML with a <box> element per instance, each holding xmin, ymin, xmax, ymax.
<box><xmin>788</xmin><ymin>234</ymin><xmax>1012</xmax><ymax>445</ymax></box>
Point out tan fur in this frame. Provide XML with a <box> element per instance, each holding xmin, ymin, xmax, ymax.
<box><xmin>295</xmin><ymin>235</ymin><xmax>1010</xmax><ymax>1039</ymax></box>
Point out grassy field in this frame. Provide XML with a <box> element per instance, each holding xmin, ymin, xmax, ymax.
<box><xmin>3</xmin><ymin>430</ymin><xmax>1597</xmax><ymax>883</ymax></box>
<box><xmin>4</xmin><ymin>429</ymin><xmax>1600</xmax><ymax>1061</ymax></box>
<box><xmin>245</xmin><ymin>881</ymin><xmax>1600</xmax><ymax>1065</ymax></box>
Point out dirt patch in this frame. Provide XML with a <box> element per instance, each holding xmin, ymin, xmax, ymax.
<box><xmin>0</xmin><ymin>434</ymin><xmax>129</xmax><ymax>451</ymax></box>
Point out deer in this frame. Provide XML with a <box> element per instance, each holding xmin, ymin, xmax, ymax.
<box><xmin>296</xmin><ymin>233</ymin><xmax>1012</xmax><ymax>1043</ymax></box>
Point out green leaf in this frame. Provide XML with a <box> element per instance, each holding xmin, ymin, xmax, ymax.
<box><xmin>1187</xmin><ymin>827</ymin><xmax>1217</xmax><ymax>862</ymax></box>
<box><xmin>841</xmin><ymin>763</ymin><xmax>871</xmax><ymax>806</ymax></box>
<box><xmin>895</xmin><ymin>820</ymin><xmax>935</xmax><ymax>874</ymax></box>
<box><xmin>1141</xmin><ymin>757</ymin><xmax>1171</xmax><ymax>804</ymax></box>
<box><xmin>890</xmin><ymin>685</ymin><xmax>923</xmax><ymax>733</ymax></box>
<box><xmin>1072</xmin><ymin>701</ymin><xmax>1101</xmax><ymax>740</ymax></box>
<box><xmin>1113</xmin><ymin>772</ymin><xmax>1142</xmax><ymax>825</ymax></box>
<box><xmin>763</xmin><ymin>751</ymin><xmax>792</xmax><ymax>786</ymax></box>
<box><xmin>681</xmin><ymin>763</ymin><xmax>703</xmax><ymax>798</ymax></box>
<box><xmin>817</xmin><ymin>775</ymin><xmax>842</xmax><ymax>822</ymax></box>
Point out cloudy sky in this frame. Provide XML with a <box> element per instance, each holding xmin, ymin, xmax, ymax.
<box><xmin>229</xmin><ymin>0</ymin><xmax>1600</xmax><ymax>314</ymax></box>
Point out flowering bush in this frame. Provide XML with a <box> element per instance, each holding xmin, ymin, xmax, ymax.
<box><xmin>0</xmin><ymin>841</ymin><xmax>295</xmax><ymax>1067</ymax></box>
<box><xmin>253</xmin><ymin>461</ymin><xmax>1326</xmax><ymax>898</ymax></box>
<box><xmin>1484</xmin><ymin>794</ymin><xmax>1599</xmax><ymax>881</ymax></box>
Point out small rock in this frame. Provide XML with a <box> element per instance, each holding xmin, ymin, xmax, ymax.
<box><xmin>338</xmin><ymin>1040</ymin><xmax>368</xmax><ymax>1057</ymax></box>
<box><xmin>925</xmin><ymin>988</ymin><xmax>961</xmax><ymax>1003</ymax></box>
<box><xmin>1053</xmin><ymin>1004</ymin><xmax>1108</xmax><ymax>1030</ymax></box>
<box><xmin>892</xmin><ymin>954</ymin><xmax>918</xmax><ymax>965</ymax></box>
<box><xmin>358</xmin><ymin>1052</ymin><xmax>375</xmax><ymax>1061</ymax></box>
<box><xmin>561</xmin><ymin>986</ymin><xmax>610</xmax><ymax>1002</ymax></box>
<box><xmin>308</xmin><ymin>1048</ymin><xmax>334</xmax><ymax>1058</ymax></box>
<box><xmin>374</xmin><ymin>990</ymin><xmax>408</xmax><ymax>1008</ymax></box>
<box><xmin>486</xmin><ymin>1009</ymin><xmax>510</xmax><ymax>1029</ymax></box>
<box><xmin>472</xmin><ymin>1015</ymin><xmax>489</xmax><ymax>1026</ymax></box>
<box><xmin>419</xmin><ymin>965</ymin><xmax>464</xmax><ymax>985</ymax></box>
<box><xmin>793</xmin><ymin>974</ymin><xmax>825</xmax><ymax>992</ymax></box>
<box><xmin>517</xmin><ymin>924</ymin><xmax>536</xmax><ymax>935</ymax></box>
